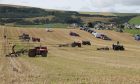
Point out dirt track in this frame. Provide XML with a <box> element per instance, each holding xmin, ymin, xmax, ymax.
<box><xmin>0</xmin><ymin>26</ymin><xmax>140</xmax><ymax>84</ymax></box>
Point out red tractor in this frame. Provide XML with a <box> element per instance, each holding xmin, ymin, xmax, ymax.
<box><xmin>32</xmin><ymin>37</ymin><xmax>40</xmax><ymax>42</ymax></box>
<box><xmin>28</xmin><ymin>46</ymin><xmax>48</xmax><ymax>57</ymax></box>
<box><xmin>69</xmin><ymin>32</ymin><xmax>80</xmax><ymax>37</ymax></box>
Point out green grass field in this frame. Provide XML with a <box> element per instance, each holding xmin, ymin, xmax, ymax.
<box><xmin>129</xmin><ymin>16</ymin><xmax>140</xmax><ymax>24</ymax></box>
<box><xmin>124</xmin><ymin>29</ymin><xmax>140</xmax><ymax>35</ymax></box>
<box><xmin>80</xmin><ymin>12</ymin><xmax>116</xmax><ymax>16</ymax></box>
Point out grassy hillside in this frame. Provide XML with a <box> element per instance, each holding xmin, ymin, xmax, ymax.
<box><xmin>0</xmin><ymin>4</ymin><xmax>82</xmax><ymax>26</ymax></box>
<box><xmin>80</xmin><ymin>16</ymin><xmax>114</xmax><ymax>23</ymax></box>
<box><xmin>80</xmin><ymin>12</ymin><xmax>140</xmax><ymax>16</ymax></box>
<box><xmin>114</xmin><ymin>13</ymin><xmax>140</xmax><ymax>16</ymax></box>
<box><xmin>0</xmin><ymin>4</ymin><xmax>79</xmax><ymax>18</ymax></box>
<box><xmin>124</xmin><ymin>29</ymin><xmax>140</xmax><ymax>35</ymax></box>
<box><xmin>0</xmin><ymin>5</ymin><xmax>109</xmax><ymax>26</ymax></box>
<box><xmin>129</xmin><ymin>16</ymin><xmax>140</xmax><ymax>24</ymax></box>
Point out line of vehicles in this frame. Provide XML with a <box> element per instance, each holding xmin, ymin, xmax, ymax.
<box><xmin>80</xmin><ymin>26</ymin><xmax>140</xmax><ymax>41</ymax></box>
<box><xmin>80</xmin><ymin>26</ymin><xmax>112</xmax><ymax>40</ymax></box>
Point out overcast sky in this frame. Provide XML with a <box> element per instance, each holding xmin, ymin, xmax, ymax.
<box><xmin>0</xmin><ymin>0</ymin><xmax>140</xmax><ymax>13</ymax></box>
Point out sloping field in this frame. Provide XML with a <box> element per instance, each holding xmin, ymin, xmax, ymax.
<box><xmin>129</xmin><ymin>16</ymin><xmax>140</xmax><ymax>24</ymax></box>
<box><xmin>80</xmin><ymin>12</ymin><xmax>140</xmax><ymax>16</ymax></box>
<box><xmin>80</xmin><ymin>12</ymin><xmax>116</xmax><ymax>16</ymax></box>
<box><xmin>80</xmin><ymin>16</ymin><xmax>113</xmax><ymax>23</ymax></box>
<box><xmin>0</xmin><ymin>26</ymin><xmax>140</xmax><ymax>84</ymax></box>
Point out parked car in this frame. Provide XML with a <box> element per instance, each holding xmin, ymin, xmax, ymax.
<box><xmin>92</xmin><ymin>32</ymin><xmax>103</xmax><ymax>38</ymax></box>
<box><xmin>134</xmin><ymin>34</ymin><xmax>140</xmax><ymax>41</ymax></box>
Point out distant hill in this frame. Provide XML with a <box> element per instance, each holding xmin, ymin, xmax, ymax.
<box><xmin>80</xmin><ymin>12</ymin><xmax>140</xmax><ymax>16</ymax></box>
<box><xmin>0</xmin><ymin>4</ymin><xmax>47</xmax><ymax>18</ymax></box>
<box><xmin>0</xmin><ymin>4</ymin><xmax>139</xmax><ymax>27</ymax></box>
<box><xmin>0</xmin><ymin>4</ymin><xmax>80</xmax><ymax>18</ymax></box>
<box><xmin>114</xmin><ymin>13</ymin><xmax>140</xmax><ymax>16</ymax></box>
<box><xmin>0</xmin><ymin>4</ymin><xmax>82</xmax><ymax>26</ymax></box>
<box><xmin>129</xmin><ymin>16</ymin><xmax>140</xmax><ymax>24</ymax></box>
<box><xmin>0</xmin><ymin>4</ymin><xmax>29</xmax><ymax>8</ymax></box>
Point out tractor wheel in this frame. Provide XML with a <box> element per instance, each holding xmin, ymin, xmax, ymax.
<box><xmin>114</xmin><ymin>46</ymin><xmax>117</xmax><ymax>50</ymax></box>
<box><xmin>88</xmin><ymin>42</ymin><xmax>91</xmax><ymax>45</ymax></box>
<box><xmin>78</xmin><ymin>43</ymin><xmax>81</xmax><ymax>47</ymax></box>
<box><xmin>120</xmin><ymin>46</ymin><xmax>125</xmax><ymax>51</ymax></box>
<box><xmin>28</xmin><ymin>49</ymin><xmax>36</xmax><ymax>57</ymax></box>
<box><xmin>38</xmin><ymin>39</ymin><xmax>40</xmax><ymax>42</ymax></box>
<box><xmin>122</xmin><ymin>48</ymin><xmax>125</xmax><ymax>51</ymax></box>
<box><xmin>42</xmin><ymin>52</ymin><xmax>47</xmax><ymax>57</ymax></box>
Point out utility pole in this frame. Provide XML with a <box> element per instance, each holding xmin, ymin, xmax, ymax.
<box><xmin>3</xmin><ymin>26</ymin><xmax>7</xmax><ymax>56</ymax></box>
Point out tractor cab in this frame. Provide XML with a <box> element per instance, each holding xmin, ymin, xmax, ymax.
<box><xmin>112</xmin><ymin>42</ymin><xmax>125</xmax><ymax>51</ymax></box>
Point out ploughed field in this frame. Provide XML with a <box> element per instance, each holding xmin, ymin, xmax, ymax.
<box><xmin>0</xmin><ymin>26</ymin><xmax>140</xmax><ymax>84</ymax></box>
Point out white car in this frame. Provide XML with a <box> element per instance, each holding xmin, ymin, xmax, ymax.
<box><xmin>92</xmin><ymin>32</ymin><xmax>103</xmax><ymax>38</ymax></box>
